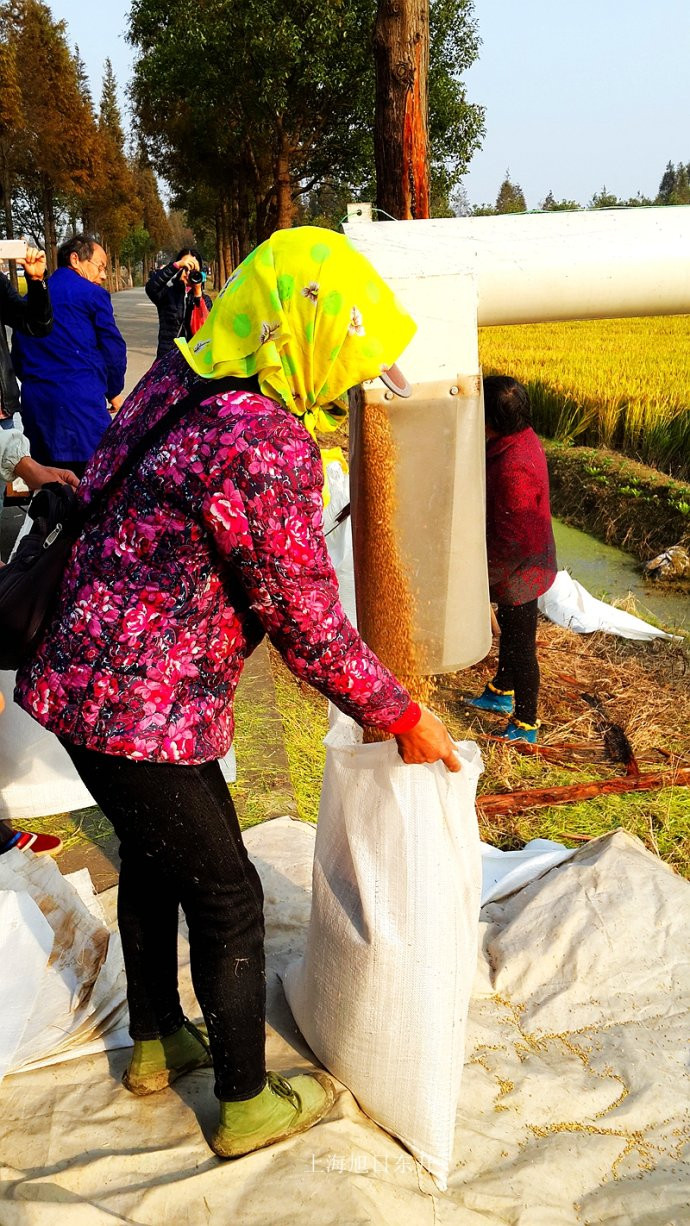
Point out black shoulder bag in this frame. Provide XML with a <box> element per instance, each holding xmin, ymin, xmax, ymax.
<box><xmin>0</xmin><ymin>376</ymin><xmax>245</xmax><ymax>671</ymax></box>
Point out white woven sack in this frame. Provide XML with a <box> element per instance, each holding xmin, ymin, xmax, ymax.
<box><xmin>284</xmin><ymin>723</ymin><xmax>483</xmax><ymax>1189</ymax></box>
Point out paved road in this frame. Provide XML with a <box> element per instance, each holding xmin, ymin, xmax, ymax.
<box><xmin>111</xmin><ymin>287</ymin><xmax>158</xmax><ymax>397</ymax></box>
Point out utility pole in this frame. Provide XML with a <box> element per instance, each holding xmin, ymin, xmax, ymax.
<box><xmin>374</xmin><ymin>0</ymin><xmax>430</xmax><ymax>220</ymax></box>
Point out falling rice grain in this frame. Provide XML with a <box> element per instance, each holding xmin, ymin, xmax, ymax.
<box><xmin>353</xmin><ymin>399</ymin><xmax>431</xmax><ymax>741</ymax></box>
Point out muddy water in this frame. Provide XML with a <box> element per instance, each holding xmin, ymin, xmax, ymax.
<box><xmin>552</xmin><ymin>518</ymin><xmax>689</xmax><ymax>633</ymax></box>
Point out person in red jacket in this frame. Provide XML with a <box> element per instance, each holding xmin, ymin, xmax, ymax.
<box><xmin>468</xmin><ymin>376</ymin><xmax>557</xmax><ymax>742</ymax></box>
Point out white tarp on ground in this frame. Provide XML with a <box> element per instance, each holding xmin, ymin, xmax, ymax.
<box><xmin>538</xmin><ymin>569</ymin><xmax>679</xmax><ymax>640</ymax></box>
<box><xmin>0</xmin><ymin>851</ymin><xmax>129</xmax><ymax>1083</ymax></box>
<box><xmin>1</xmin><ymin>816</ymin><xmax>687</xmax><ymax>1225</ymax></box>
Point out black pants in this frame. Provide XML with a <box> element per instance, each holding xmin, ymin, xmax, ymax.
<box><xmin>492</xmin><ymin>599</ymin><xmax>540</xmax><ymax>725</ymax></box>
<box><xmin>62</xmin><ymin>743</ymin><xmax>266</xmax><ymax>1101</ymax></box>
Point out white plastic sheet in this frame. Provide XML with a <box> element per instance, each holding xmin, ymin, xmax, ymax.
<box><xmin>0</xmin><ymin>820</ymin><xmax>687</xmax><ymax>1223</ymax></box>
<box><xmin>480</xmin><ymin>836</ymin><xmax>575</xmax><ymax>904</ymax></box>
<box><xmin>0</xmin><ymin>852</ymin><xmax>128</xmax><ymax>1083</ymax></box>
<box><xmin>322</xmin><ymin>460</ymin><xmax>356</xmax><ymax>625</ymax></box>
<box><xmin>284</xmin><ymin>722</ymin><xmax>483</xmax><ymax>1189</ymax></box>
<box><xmin>538</xmin><ymin>569</ymin><xmax>679</xmax><ymax>640</ymax></box>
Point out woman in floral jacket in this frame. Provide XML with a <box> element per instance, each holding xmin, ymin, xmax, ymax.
<box><xmin>16</xmin><ymin>227</ymin><xmax>459</xmax><ymax>1159</ymax></box>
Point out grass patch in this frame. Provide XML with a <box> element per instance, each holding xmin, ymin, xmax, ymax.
<box><xmin>438</xmin><ymin>615</ymin><xmax>690</xmax><ymax>875</ymax></box>
<box><xmin>232</xmin><ymin>668</ymin><xmax>296</xmax><ymax>828</ymax></box>
<box><xmin>18</xmin><ymin>612</ymin><xmax>689</xmax><ymax>880</ymax></box>
<box><xmin>270</xmin><ymin>653</ymin><xmax>328</xmax><ymax>824</ymax></box>
<box><xmin>19</xmin><ymin>650</ymin><xmax>297</xmax><ymax>850</ymax></box>
<box><xmin>19</xmin><ymin>806</ymin><xmax>112</xmax><ymax>853</ymax></box>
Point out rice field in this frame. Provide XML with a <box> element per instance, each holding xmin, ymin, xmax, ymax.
<box><xmin>479</xmin><ymin>315</ymin><xmax>690</xmax><ymax>479</ymax></box>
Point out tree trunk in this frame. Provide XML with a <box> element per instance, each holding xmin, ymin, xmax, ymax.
<box><xmin>102</xmin><ymin>241</ymin><xmax>113</xmax><ymax>292</ymax></box>
<box><xmin>273</xmin><ymin>121</ymin><xmax>294</xmax><ymax>230</ymax></box>
<box><xmin>256</xmin><ymin>190</ymin><xmax>274</xmax><ymax>244</ymax></box>
<box><xmin>214</xmin><ymin>207</ymin><xmax>223</xmax><ymax>289</ymax></box>
<box><xmin>374</xmin><ymin>0</ymin><xmax>430</xmax><ymax>220</ymax></box>
<box><xmin>1</xmin><ymin>174</ymin><xmax>18</xmax><ymax>291</ymax></box>
<box><xmin>214</xmin><ymin>194</ymin><xmax>233</xmax><ymax>285</ymax></box>
<box><xmin>41</xmin><ymin>181</ymin><xmax>57</xmax><ymax>272</ymax></box>
<box><xmin>221</xmin><ymin>193</ymin><xmax>233</xmax><ymax>280</ymax></box>
<box><xmin>237</xmin><ymin>176</ymin><xmax>252</xmax><ymax>262</ymax></box>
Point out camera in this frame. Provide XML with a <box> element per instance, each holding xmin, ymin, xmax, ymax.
<box><xmin>188</xmin><ymin>269</ymin><xmax>204</xmax><ymax>286</ymax></box>
<box><xmin>0</xmin><ymin>240</ymin><xmax>28</xmax><ymax>260</ymax></box>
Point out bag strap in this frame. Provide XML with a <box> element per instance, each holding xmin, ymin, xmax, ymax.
<box><xmin>76</xmin><ymin>375</ymin><xmax>251</xmax><ymax>530</ymax></box>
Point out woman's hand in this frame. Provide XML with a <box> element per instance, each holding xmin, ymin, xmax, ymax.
<box><xmin>395</xmin><ymin>706</ymin><xmax>461</xmax><ymax>772</ymax></box>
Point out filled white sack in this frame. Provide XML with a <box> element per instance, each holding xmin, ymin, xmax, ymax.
<box><xmin>284</xmin><ymin>721</ymin><xmax>483</xmax><ymax>1190</ymax></box>
<box><xmin>538</xmin><ymin>569</ymin><xmax>678</xmax><ymax>640</ymax></box>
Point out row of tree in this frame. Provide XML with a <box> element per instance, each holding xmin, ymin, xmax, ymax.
<box><xmin>472</xmin><ymin>161</ymin><xmax>690</xmax><ymax>216</ymax></box>
<box><xmin>127</xmin><ymin>0</ymin><xmax>485</xmax><ymax>283</ymax></box>
<box><xmin>0</xmin><ymin>0</ymin><xmax>171</xmax><ymax>287</ymax></box>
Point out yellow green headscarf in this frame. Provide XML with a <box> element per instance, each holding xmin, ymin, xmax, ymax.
<box><xmin>176</xmin><ymin>226</ymin><xmax>416</xmax><ymax>438</ymax></box>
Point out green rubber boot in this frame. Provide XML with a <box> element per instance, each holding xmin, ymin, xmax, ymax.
<box><xmin>123</xmin><ymin>1019</ymin><xmax>212</xmax><ymax>1096</ymax></box>
<box><xmin>211</xmin><ymin>1070</ymin><xmax>336</xmax><ymax>1159</ymax></box>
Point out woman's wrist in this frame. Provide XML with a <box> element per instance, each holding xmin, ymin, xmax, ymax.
<box><xmin>385</xmin><ymin>701</ymin><xmax>422</xmax><ymax>736</ymax></box>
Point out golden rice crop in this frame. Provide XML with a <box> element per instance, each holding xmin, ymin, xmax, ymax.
<box><xmin>479</xmin><ymin>315</ymin><xmax>690</xmax><ymax>479</ymax></box>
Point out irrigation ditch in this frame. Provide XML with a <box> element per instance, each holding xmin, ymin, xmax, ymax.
<box><xmin>544</xmin><ymin>440</ymin><xmax>690</xmax><ymax>566</ymax></box>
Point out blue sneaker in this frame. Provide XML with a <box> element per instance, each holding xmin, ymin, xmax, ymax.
<box><xmin>497</xmin><ymin>719</ymin><xmax>539</xmax><ymax>744</ymax></box>
<box><xmin>466</xmin><ymin>684</ymin><xmax>514</xmax><ymax>715</ymax></box>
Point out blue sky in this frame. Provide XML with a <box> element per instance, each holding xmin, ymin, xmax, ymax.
<box><xmin>462</xmin><ymin>0</ymin><xmax>690</xmax><ymax>208</ymax></box>
<box><xmin>49</xmin><ymin>0</ymin><xmax>690</xmax><ymax>211</ymax></box>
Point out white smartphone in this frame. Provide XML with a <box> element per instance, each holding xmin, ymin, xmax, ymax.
<box><xmin>0</xmin><ymin>240</ymin><xmax>28</xmax><ymax>260</ymax></box>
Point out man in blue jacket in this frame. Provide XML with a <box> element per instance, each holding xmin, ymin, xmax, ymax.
<box><xmin>12</xmin><ymin>234</ymin><xmax>127</xmax><ymax>478</ymax></box>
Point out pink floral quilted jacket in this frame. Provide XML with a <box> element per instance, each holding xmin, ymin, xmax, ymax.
<box><xmin>16</xmin><ymin>352</ymin><xmax>412</xmax><ymax>763</ymax></box>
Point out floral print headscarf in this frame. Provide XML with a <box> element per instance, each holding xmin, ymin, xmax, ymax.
<box><xmin>176</xmin><ymin>226</ymin><xmax>416</xmax><ymax>438</ymax></box>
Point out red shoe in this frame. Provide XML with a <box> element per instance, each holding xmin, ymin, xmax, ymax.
<box><xmin>1</xmin><ymin>830</ymin><xmax>63</xmax><ymax>857</ymax></box>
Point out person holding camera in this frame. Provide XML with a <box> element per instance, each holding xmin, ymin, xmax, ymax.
<box><xmin>1</xmin><ymin>245</ymin><xmax>52</xmax><ymax>420</ymax></box>
<box><xmin>145</xmin><ymin>247</ymin><xmax>213</xmax><ymax>361</ymax></box>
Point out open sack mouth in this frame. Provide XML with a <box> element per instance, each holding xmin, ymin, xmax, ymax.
<box><xmin>379</xmin><ymin>363</ymin><xmax>412</xmax><ymax>398</ymax></box>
